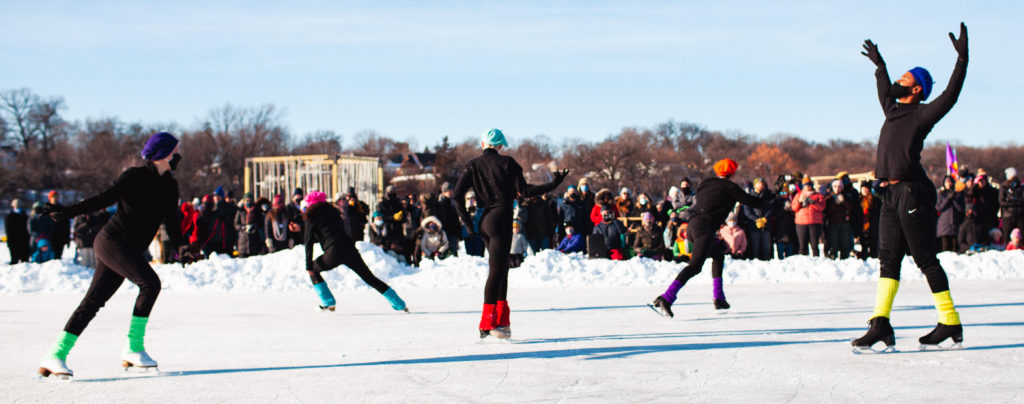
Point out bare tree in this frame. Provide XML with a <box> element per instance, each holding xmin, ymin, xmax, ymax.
<box><xmin>293</xmin><ymin>130</ymin><xmax>343</xmax><ymax>155</ymax></box>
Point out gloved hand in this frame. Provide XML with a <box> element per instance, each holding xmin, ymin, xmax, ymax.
<box><xmin>836</xmin><ymin>194</ymin><xmax>845</xmax><ymax>203</ymax></box>
<box><xmin>393</xmin><ymin>211</ymin><xmax>404</xmax><ymax>222</ymax></box>
<box><xmin>755</xmin><ymin>217</ymin><xmax>767</xmax><ymax>229</ymax></box>
<box><xmin>552</xmin><ymin>169</ymin><xmax>570</xmax><ymax>185</ymax></box>
<box><xmin>801</xmin><ymin>197</ymin><xmax>811</xmax><ymax>208</ymax></box>
<box><xmin>42</xmin><ymin>205</ymin><xmax>66</xmax><ymax>223</ymax></box>
<box><xmin>265</xmin><ymin>239</ymin><xmax>273</xmax><ymax>249</ymax></box>
<box><xmin>861</xmin><ymin>39</ymin><xmax>885</xmax><ymax>67</ymax></box>
<box><xmin>949</xmin><ymin>22</ymin><xmax>968</xmax><ymax>59</ymax></box>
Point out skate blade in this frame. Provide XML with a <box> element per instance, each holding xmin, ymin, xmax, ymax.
<box><xmin>919</xmin><ymin>342</ymin><xmax>963</xmax><ymax>351</ymax></box>
<box><xmin>122</xmin><ymin>361</ymin><xmax>160</xmax><ymax>374</ymax></box>
<box><xmin>851</xmin><ymin>344</ymin><xmax>897</xmax><ymax>354</ymax></box>
<box><xmin>646</xmin><ymin>303</ymin><xmax>672</xmax><ymax>318</ymax></box>
<box><xmin>317</xmin><ymin>305</ymin><xmax>336</xmax><ymax>312</ymax></box>
<box><xmin>37</xmin><ymin>368</ymin><xmax>73</xmax><ymax>381</ymax></box>
<box><xmin>402</xmin><ymin>308</ymin><xmax>410</xmax><ymax>313</ymax></box>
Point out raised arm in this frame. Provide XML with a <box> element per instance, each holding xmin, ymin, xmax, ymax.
<box><xmin>514</xmin><ymin>162</ymin><xmax>568</xmax><ymax>200</ymax></box>
<box><xmin>63</xmin><ymin>168</ymin><xmax>136</xmax><ymax>218</ymax></box>
<box><xmin>921</xmin><ymin>22</ymin><xmax>969</xmax><ymax>124</ymax></box>
<box><xmin>862</xmin><ymin>39</ymin><xmax>893</xmax><ymax>110</ymax></box>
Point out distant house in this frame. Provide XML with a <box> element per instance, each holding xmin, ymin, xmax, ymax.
<box><xmin>386</xmin><ymin>152</ymin><xmax>438</xmax><ymax>184</ymax></box>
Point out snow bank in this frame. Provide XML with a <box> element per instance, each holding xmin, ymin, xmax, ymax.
<box><xmin>2</xmin><ymin>242</ymin><xmax>1024</xmax><ymax>294</ymax></box>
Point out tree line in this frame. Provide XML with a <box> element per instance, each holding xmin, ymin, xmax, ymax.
<box><xmin>3</xmin><ymin>87</ymin><xmax>1022</xmax><ymax>203</ymax></box>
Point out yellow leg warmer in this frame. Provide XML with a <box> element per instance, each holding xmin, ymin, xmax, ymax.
<box><xmin>871</xmin><ymin>278</ymin><xmax>900</xmax><ymax>319</ymax></box>
<box><xmin>932</xmin><ymin>290</ymin><xmax>961</xmax><ymax>325</ymax></box>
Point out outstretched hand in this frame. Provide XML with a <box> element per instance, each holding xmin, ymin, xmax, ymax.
<box><xmin>552</xmin><ymin>169</ymin><xmax>570</xmax><ymax>185</ymax></box>
<box><xmin>949</xmin><ymin>22</ymin><xmax>968</xmax><ymax>58</ymax></box>
<box><xmin>861</xmin><ymin>39</ymin><xmax>884</xmax><ymax>66</ymax></box>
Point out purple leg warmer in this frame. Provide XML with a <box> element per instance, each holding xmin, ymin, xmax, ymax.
<box><xmin>713</xmin><ymin>277</ymin><xmax>725</xmax><ymax>300</ymax></box>
<box><xmin>661</xmin><ymin>280</ymin><xmax>683</xmax><ymax>303</ymax></box>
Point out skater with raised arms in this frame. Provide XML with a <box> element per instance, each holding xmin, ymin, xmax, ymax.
<box><xmin>302</xmin><ymin>190</ymin><xmax>408</xmax><ymax>313</ymax></box>
<box><xmin>37</xmin><ymin>132</ymin><xmax>199</xmax><ymax>379</ymax></box>
<box><xmin>851</xmin><ymin>23</ymin><xmax>969</xmax><ymax>352</ymax></box>
<box><xmin>453</xmin><ymin>129</ymin><xmax>568</xmax><ymax>339</ymax></box>
<box><xmin>650</xmin><ymin>159</ymin><xmax>767</xmax><ymax>317</ymax></box>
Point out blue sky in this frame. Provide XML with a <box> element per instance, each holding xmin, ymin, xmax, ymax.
<box><xmin>1</xmin><ymin>1</ymin><xmax>1018</xmax><ymax>148</ymax></box>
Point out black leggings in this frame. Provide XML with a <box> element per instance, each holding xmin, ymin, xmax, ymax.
<box><xmin>939</xmin><ymin>236</ymin><xmax>957</xmax><ymax>253</ymax></box>
<box><xmin>480</xmin><ymin>205</ymin><xmax>513</xmax><ymax>304</ymax></box>
<box><xmin>64</xmin><ymin>230</ymin><xmax>161</xmax><ymax>336</ymax></box>
<box><xmin>796</xmin><ymin>224</ymin><xmax>822</xmax><ymax>256</ymax></box>
<box><xmin>878</xmin><ymin>181</ymin><xmax>950</xmax><ymax>293</ymax></box>
<box><xmin>308</xmin><ymin>240</ymin><xmax>389</xmax><ymax>294</ymax></box>
<box><xmin>673</xmin><ymin>225</ymin><xmax>725</xmax><ymax>286</ymax></box>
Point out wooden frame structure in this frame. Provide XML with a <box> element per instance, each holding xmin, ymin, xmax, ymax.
<box><xmin>244</xmin><ymin>154</ymin><xmax>384</xmax><ymax>210</ymax></box>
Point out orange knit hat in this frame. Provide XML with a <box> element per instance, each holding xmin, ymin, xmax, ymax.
<box><xmin>713</xmin><ymin>158</ymin><xmax>738</xmax><ymax>177</ymax></box>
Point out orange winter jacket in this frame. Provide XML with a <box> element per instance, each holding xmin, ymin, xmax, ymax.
<box><xmin>791</xmin><ymin>190</ymin><xmax>825</xmax><ymax>225</ymax></box>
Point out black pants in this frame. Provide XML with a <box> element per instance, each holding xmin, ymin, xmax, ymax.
<box><xmin>796</xmin><ymin>224</ymin><xmax>822</xmax><ymax>256</ymax></box>
<box><xmin>309</xmin><ymin>240</ymin><xmax>389</xmax><ymax>294</ymax></box>
<box><xmin>860</xmin><ymin>234</ymin><xmax>878</xmax><ymax>258</ymax></box>
<box><xmin>878</xmin><ymin>181</ymin><xmax>950</xmax><ymax>293</ymax></box>
<box><xmin>673</xmin><ymin>221</ymin><xmax>726</xmax><ymax>286</ymax></box>
<box><xmin>480</xmin><ymin>205</ymin><xmax>513</xmax><ymax>304</ymax></box>
<box><xmin>64</xmin><ymin>230</ymin><xmax>161</xmax><ymax>336</ymax></box>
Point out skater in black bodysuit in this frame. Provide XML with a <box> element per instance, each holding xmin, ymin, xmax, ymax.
<box><xmin>302</xmin><ymin>190</ymin><xmax>407</xmax><ymax>312</ymax></box>
<box><xmin>651</xmin><ymin>159</ymin><xmax>766</xmax><ymax>317</ymax></box>
<box><xmin>38</xmin><ymin>132</ymin><xmax>198</xmax><ymax>379</ymax></box>
<box><xmin>852</xmin><ymin>23</ymin><xmax>969</xmax><ymax>352</ymax></box>
<box><xmin>453</xmin><ymin>129</ymin><xmax>567</xmax><ymax>339</ymax></box>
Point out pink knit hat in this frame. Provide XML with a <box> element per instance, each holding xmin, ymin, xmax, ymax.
<box><xmin>304</xmin><ymin>190</ymin><xmax>327</xmax><ymax>206</ymax></box>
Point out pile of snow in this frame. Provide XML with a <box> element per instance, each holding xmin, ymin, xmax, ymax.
<box><xmin>2</xmin><ymin>241</ymin><xmax>1024</xmax><ymax>294</ymax></box>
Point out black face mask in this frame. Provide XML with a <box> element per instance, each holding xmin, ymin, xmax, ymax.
<box><xmin>888</xmin><ymin>82</ymin><xmax>914</xmax><ymax>99</ymax></box>
<box><xmin>169</xmin><ymin>153</ymin><xmax>181</xmax><ymax>171</ymax></box>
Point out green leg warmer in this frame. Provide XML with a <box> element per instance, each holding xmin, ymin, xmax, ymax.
<box><xmin>127</xmin><ymin>316</ymin><xmax>149</xmax><ymax>353</ymax></box>
<box><xmin>48</xmin><ymin>331</ymin><xmax>79</xmax><ymax>361</ymax></box>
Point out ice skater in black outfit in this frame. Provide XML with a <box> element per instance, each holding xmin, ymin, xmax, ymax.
<box><xmin>852</xmin><ymin>23</ymin><xmax>969</xmax><ymax>352</ymax></box>
<box><xmin>302</xmin><ymin>191</ymin><xmax>407</xmax><ymax>313</ymax></box>
<box><xmin>38</xmin><ymin>132</ymin><xmax>199</xmax><ymax>379</ymax></box>
<box><xmin>453</xmin><ymin>129</ymin><xmax>567</xmax><ymax>339</ymax></box>
<box><xmin>651</xmin><ymin>159</ymin><xmax>766</xmax><ymax>318</ymax></box>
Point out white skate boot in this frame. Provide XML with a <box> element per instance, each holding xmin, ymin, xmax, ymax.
<box><xmin>38</xmin><ymin>357</ymin><xmax>74</xmax><ymax>380</ymax></box>
<box><xmin>121</xmin><ymin>350</ymin><xmax>159</xmax><ymax>373</ymax></box>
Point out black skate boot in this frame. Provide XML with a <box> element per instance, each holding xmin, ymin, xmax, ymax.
<box><xmin>851</xmin><ymin>316</ymin><xmax>896</xmax><ymax>353</ymax></box>
<box><xmin>713</xmin><ymin>299</ymin><xmax>731</xmax><ymax>310</ymax></box>
<box><xmin>919</xmin><ymin>323</ymin><xmax>963</xmax><ymax>350</ymax></box>
<box><xmin>648</xmin><ymin>296</ymin><xmax>674</xmax><ymax>318</ymax></box>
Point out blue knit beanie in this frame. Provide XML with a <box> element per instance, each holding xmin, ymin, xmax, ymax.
<box><xmin>482</xmin><ymin>128</ymin><xmax>508</xmax><ymax>147</ymax></box>
<box><xmin>214</xmin><ymin>186</ymin><xmax>225</xmax><ymax>198</ymax></box>
<box><xmin>141</xmin><ymin>132</ymin><xmax>178</xmax><ymax>161</ymax></box>
<box><xmin>909</xmin><ymin>67</ymin><xmax>934</xmax><ymax>101</ymax></box>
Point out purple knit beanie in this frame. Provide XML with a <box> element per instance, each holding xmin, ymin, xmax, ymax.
<box><xmin>141</xmin><ymin>132</ymin><xmax>179</xmax><ymax>161</ymax></box>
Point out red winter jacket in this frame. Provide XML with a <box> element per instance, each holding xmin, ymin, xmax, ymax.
<box><xmin>791</xmin><ymin>190</ymin><xmax>825</xmax><ymax>225</ymax></box>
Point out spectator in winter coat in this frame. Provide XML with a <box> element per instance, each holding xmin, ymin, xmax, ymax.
<box><xmin>73</xmin><ymin>211</ymin><xmax>106</xmax><ymax>268</ymax></box>
<box><xmin>31</xmin><ymin>239</ymin><xmax>56</xmax><ymax>263</ymax></box>
<box><xmin>419</xmin><ymin>216</ymin><xmax>450</xmax><ymax>260</ymax></box>
<box><xmin>5</xmin><ymin>199</ymin><xmax>31</xmax><ymax>264</ymax></box>
<box><xmin>264</xmin><ymin>195</ymin><xmax>291</xmax><ymax>253</ymax></box>
<box><xmin>633</xmin><ymin>212</ymin><xmax>667</xmax><ymax>260</ymax></box>
<box><xmin>824</xmin><ymin>180</ymin><xmax>856</xmax><ymax>259</ymax></box>
<box><xmin>670</xmin><ymin>223</ymin><xmax>690</xmax><ymax>262</ymax></box>
<box><xmin>792</xmin><ymin>180</ymin><xmax>826</xmax><ymax>256</ymax></box>
<box><xmin>577</xmin><ymin>178</ymin><xmax>595</xmax><ymax>235</ymax></box>
<box><xmin>558</xmin><ymin>186</ymin><xmax>587</xmax><ymax>240</ymax></box>
<box><xmin>998</xmin><ymin>167</ymin><xmax>1024</xmax><ymax>242</ymax></box>
<box><xmin>614</xmin><ymin>188</ymin><xmax>636</xmax><ymax>219</ymax></box>
<box><xmin>234</xmin><ymin>193</ymin><xmax>265</xmax><ymax>258</ymax></box>
<box><xmin>654</xmin><ymin>199</ymin><xmax>673</xmax><ymax>229</ymax></box>
<box><xmin>286</xmin><ymin>188</ymin><xmax>305</xmax><ymax>246</ymax></box>
<box><xmin>367</xmin><ymin>212</ymin><xmax>400</xmax><ymax>260</ymax></box>
<box><xmin>523</xmin><ymin>195</ymin><xmax>553</xmax><ymax>252</ymax></box>
<box><xmin>741</xmin><ymin>178</ymin><xmax>774</xmax><ymax>260</ymax></box>
<box><xmin>986</xmin><ymin>228</ymin><xmax>1006</xmax><ymax>251</ymax></box>
<box><xmin>590</xmin><ymin>189</ymin><xmax>618</xmax><ymax>227</ymax></box>
<box><xmin>771</xmin><ymin>183</ymin><xmax>799</xmax><ymax>259</ymax></box>
<box><xmin>1006</xmin><ymin>228</ymin><xmax>1022</xmax><ymax>251</ymax></box>
<box><xmin>678</xmin><ymin>178</ymin><xmax>698</xmax><ymax>208</ymax></box>
<box><xmin>936</xmin><ymin>176</ymin><xmax>965</xmax><ymax>253</ymax></box>
<box><xmin>957</xmin><ymin>210</ymin><xmax>985</xmax><ymax>253</ymax></box>
<box><xmin>634</xmin><ymin>193</ymin><xmax>655</xmax><ymax>218</ymax></box>
<box><xmin>509</xmin><ymin>221</ymin><xmax>529</xmax><ymax>268</ymax></box>
<box><xmin>556</xmin><ymin>224</ymin><xmax>585</xmax><ymax>254</ymax></box>
<box><xmin>180</xmin><ymin>202</ymin><xmax>208</xmax><ymax>249</ymax></box>
<box><xmin>719</xmin><ymin>215</ymin><xmax>747</xmax><ymax>258</ymax></box>
<box><xmin>858</xmin><ymin>182</ymin><xmax>882</xmax><ymax>259</ymax></box>
<box><xmin>968</xmin><ymin>175</ymin><xmax>999</xmax><ymax>234</ymax></box>
<box><xmin>342</xmin><ymin>187</ymin><xmax>371</xmax><ymax>242</ymax></box>
<box><xmin>436</xmin><ymin>182</ymin><xmax>462</xmax><ymax>256</ymax></box>
<box><xmin>45</xmin><ymin>191</ymin><xmax>71</xmax><ymax>260</ymax></box>
<box><xmin>592</xmin><ymin>206</ymin><xmax>628</xmax><ymax>260</ymax></box>
<box><xmin>29</xmin><ymin>202</ymin><xmax>55</xmax><ymax>255</ymax></box>
<box><xmin>202</xmin><ymin>189</ymin><xmax>234</xmax><ymax>256</ymax></box>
